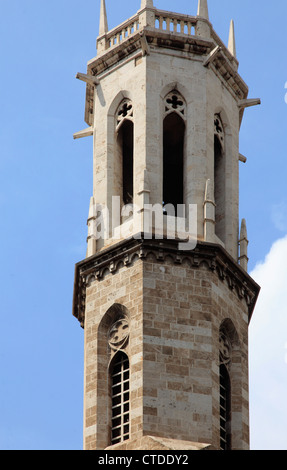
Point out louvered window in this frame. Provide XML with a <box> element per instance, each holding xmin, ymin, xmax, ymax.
<box><xmin>219</xmin><ymin>364</ymin><xmax>231</xmax><ymax>450</ymax></box>
<box><xmin>111</xmin><ymin>352</ymin><xmax>130</xmax><ymax>445</ymax></box>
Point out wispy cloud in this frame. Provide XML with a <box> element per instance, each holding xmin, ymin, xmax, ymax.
<box><xmin>271</xmin><ymin>201</ymin><xmax>287</xmax><ymax>232</ymax></box>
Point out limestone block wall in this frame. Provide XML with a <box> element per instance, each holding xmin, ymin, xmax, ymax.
<box><xmin>83</xmin><ymin>258</ymin><xmax>144</xmax><ymax>450</ymax></box>
<box><xmin>91</xmin><ymin>45</ymin><xmax>241</xmax><ymax>260</ymax></box>
<box><xmin>80</xmin><ymin>241</ymin><xmax>255</xmax><ymax>451</ymax></box>
<box><xmin>141</xmin><ymin>254</ymin><xmax>250</xmax><ymax>449</ymax></box>
<box><xmin>92</xmin><ymin>54</ymin><xmax>147</xmax><ymax>250</ymax></box>
<box><xmin>145</xmin><ymin>50</ymin><xmax>240</xmax><ymax>259</ymax></box>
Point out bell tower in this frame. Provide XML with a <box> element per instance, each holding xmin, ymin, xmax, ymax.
<box><xmin>73</xmin><ymin>0</ymin><xmax>260</xmax><ymax>451</ymax></box>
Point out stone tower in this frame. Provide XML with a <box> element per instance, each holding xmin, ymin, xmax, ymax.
<box><xmin>73</xmin><ymin>0</ymin><xmax>260</xmax><ymax>451</ymax></box>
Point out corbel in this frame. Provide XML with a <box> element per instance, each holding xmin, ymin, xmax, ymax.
<box><xmin>76</xmin><ymin>72</ymin><xmax>100</xmax><ymax>87</ymax></box>
<box><xmin>203</xmin><ymin>45</ymin><xmax>221</xmax><ymax>67</ymax></box>
<box><xmin>73</xmin><ymin>127</ymin><xmax>94</xmax><ymax>140</ymax></box>
<box><xmin>139</xmin><ymin>31</ymin><xmax>150</xmax><ymax>56</ymax></box>
<box><xmin>238</xmin><ymin>98</ymin><xmax>261</xmax><ymax>109</ymax></box>
<box><xmin>239</xmin><ymin>153</ymin><xmax>247</xmax><ymax>163</ymax></box>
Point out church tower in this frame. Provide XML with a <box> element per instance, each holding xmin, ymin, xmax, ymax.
<box><xmin>73</xmin><ymin>0</ymin><xmax>260</xmax><ymax>451</ymax></box>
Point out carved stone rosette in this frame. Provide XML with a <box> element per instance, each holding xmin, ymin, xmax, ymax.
<box><xmin>108</xmin><ymin>317</ymin><xmax>130</xmax><ymax>353</ymax></box>
<box><xmin>219</xmin><ymin>331</ymin><xmax>232</xmax><ymax>368</ymax></box>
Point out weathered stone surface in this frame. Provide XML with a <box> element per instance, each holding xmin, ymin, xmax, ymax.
<box><xmin>74</xmin><ymin>239</ymin><xmax>259</xmax><ymax>450</ymax></box>
<box><xmin>73</xmin><ymin>0</ymin><xmax>260</xmax><ymax>452</ymax></box>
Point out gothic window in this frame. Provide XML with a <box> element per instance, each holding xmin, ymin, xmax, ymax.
<box><xmin>117</xmin><ymin>99</ymin><xmax>133</xmax><ymax>129</ymax></box>
<box><xmin>219</xmin><ymin>364</ymin><xmax>231</xmax><ymax>450</ymax></box>
<box><xmin>219</xmin><ymin>329</ymin><xmax>232</xmax><ymax>450</ymax></box>
<box><xmin>110</xmin><ymin>352</ymin><xmax>130</xmax><ymax>445</ymax></box>
<box><xmin>116</xmin><ymin>99</ymin><xmax>134</xmax><ymax>206</ymax></box>
<box><xmin>164</xmin><ymin>91</ymin><xmax>186</xmax><ymax>117</ymax></box>
<box><xmin>107</xmin><ymin>307</ymin><xmax>130</xmax><ymax>446</ymax></box>
<box><xmin>163</xmin><ymin>91</ymin><xmax>186</xmax><ymax>215</ymax></box>
<box><xmin>214</xmin><ymin>114</ymin><xmax>226</xmax><ymax>242</ymax></box>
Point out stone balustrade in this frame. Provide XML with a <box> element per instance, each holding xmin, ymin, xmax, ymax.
<box><xmin>98</xmin><ymin>9</ymin><xmax>201</xmax><ymax>54</ymax></box>
<box><xmin>106</xmin><ymin>14</ymin><xmax>140</xmax><ymax>49</ymax></box>
<box><xmin>154</xmin><ymin>10</ymin><xmax>197</xmax><ymax>36</ymax></box>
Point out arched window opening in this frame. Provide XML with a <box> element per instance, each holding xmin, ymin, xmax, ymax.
<box><xmin>110</xmin><ymin>352</ymin><xmax>130</xmax><ymax>445</ymax></box>
<box><xmin>214</xmin><ymin>114</ymin><xmax>225</xmax><ymax>242</ymax></box>
<box><xmin>163</xmin><ymin>92</ymin><xmax>186</xmax><ymax>216</ymax></box>
<box><xmin>118</xmin><ymin>120</ymin><xmax>134</xmax><ymax>206</ymax></box>
<box><xmin>163</xmin><ymin>112</ymin><xmax>185</xmax><ymax>214</ymax></box>
<box><xmin>116</xmin><ymin>100</ymin><xmax>134</xmax><ymax>208</ymax></box>
<box><xmin>219</xmin><ymin>327</ymin><xmax>232</xmax><ymax>450</ymax></box>
<box><xmin>219</xmin><ymin>364</ymin><xmax>231</xmax><ymax>450</ymax></box>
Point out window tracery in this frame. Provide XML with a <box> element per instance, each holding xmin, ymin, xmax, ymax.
<box><xmin>214</xmin><ymin>114</ymin><xmax>225</xmax><ymax>149</ymax></box>
<box><xmin>116</xmin><ymin>99</ymin><xmax>133</xmax><ymax>129</ymax></box>
<box><xmin>219</xmin><ymin>330</ymin><xmax>232</xmax><ymax>368</ymax></box>
<box><xmin>164</xmin><ymin>90</ymin><xmax>186</xmax><ymax>117</ymax></box>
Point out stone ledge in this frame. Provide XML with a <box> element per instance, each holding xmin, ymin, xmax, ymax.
<box><xmin>72</xmin><ymin>237</ymin><xmax>260</xmax><ymax>328</ymax></box>
<box><xmin>105</xmin><ymin>435</ymin><xmax>214</xmax><ymax>451</ymax></box>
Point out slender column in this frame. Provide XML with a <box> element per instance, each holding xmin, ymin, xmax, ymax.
<box><xmin>97</xmin><ymin>0</ymin><xmax>109</xmax><ymax>54</ymax></box>
<box><xmin>239</xmin><ymin>218</ymin><xmax>249</xmax><ymax>271</ymax></box>
<box><xmin>204</xmin><ymin>179</ymin><xmax>216</xmax><ymax>242</ymax></box>
<box><xmin>228</xmin><ymin>20</ymin><xmax>236</xmax><ymax>58</ymax></box>
<box><xmin>196</xmin><ymin>0</ymin><xmax>210</xmax><ymax>38</ymax></box>
<box><xmin>139</xmin><ymin>0</ymin><xmax>155</xmax><ymax>28</ymax></box>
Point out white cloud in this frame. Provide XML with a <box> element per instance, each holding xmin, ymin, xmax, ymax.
<box><xmin>249</xmin><ymin>235</ymin><xmax>287</xmax><ymax>450</ymax></box>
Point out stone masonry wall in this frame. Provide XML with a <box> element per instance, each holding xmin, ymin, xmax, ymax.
<box><xmin>83</xmin><ymin>257</ymin><xmax>144</xmax><ymax>450</ymax></box>
<box><xmin>82</xmin><ymin>244</ymin><xmax>251</xmax><ymax>450</ymax></box>
<box><xmin>141</xmin><ymin>253</ymin><xmax>250</xmax><ymax>450</ymax></box>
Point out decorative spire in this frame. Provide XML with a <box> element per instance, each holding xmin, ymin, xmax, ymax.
<box><xmin>204</xmin><ymin>179</ymin><xmax>215</xmax><ymax>242</ymax></box>
<box><xmin>228</xmin><ymin>20</ymin><xmax>236</xmax><ymax>58</ymax></box>
<box><xmin>141</xmin><ymin>0</ymin><xmax>154</xmax><ymax>8</ymax></box>
<box><xmin>240</xmin><ymin>218</ymin><xmax>248</xmax><ymax>242</ymax></box>
<box><xmin>99</xmin><ymin>0</ymin><xmax>108</xmax><ymax>36</ymax></box>
<box><xmin>239</xmin><ymin>218</ymin><xmax>249</xmax><ymax>271</ymax></box>
<box><xmin>197</xmin><ymin>0</ymin><xmax>209</xmax><ymax>20</ymax></box>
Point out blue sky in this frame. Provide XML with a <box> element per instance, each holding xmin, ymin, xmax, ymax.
<box><xmin>0</xmin><ymin>0</ymin><xmax>287</xmax><ymax>450</ymax></box>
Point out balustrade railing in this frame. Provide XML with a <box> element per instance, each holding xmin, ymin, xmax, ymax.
<box><xmin>154</xmin><ymin>11</ymin><xmax>197</xmax><ymax>36</ymax></box>
<box><xmin>106</xmin><ymin>14</ymin><xmax>140</xmax><ymax>49</ymax></box>
<box><xmin>100</xmin><ymin>9</ymin><xmax>199</xmax><ymax>54</ymax></box>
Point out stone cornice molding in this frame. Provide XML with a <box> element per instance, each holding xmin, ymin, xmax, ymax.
<box><xmin>84</xmin><ymin>27</ymin><xmax>247</xmax><ymax>126</ymax></box>
<box><xmin>73</xmin><ymin>237</ymin><xmax>260</xmax><ymax>328</ymax></box>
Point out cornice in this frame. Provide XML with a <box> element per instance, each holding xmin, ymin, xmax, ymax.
<box><xmin>84</xmin><ymin>27</ymin><xmax>248</xmax><ymax>126</ymax></box>
<box><xmin>72</xmin><ymin>237</ymin><xmax>260</xmax><ymax>328</ymax></box>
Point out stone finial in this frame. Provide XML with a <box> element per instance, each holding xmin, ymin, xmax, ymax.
<box><xmin>140</xmin><ymin>0</ymin><xmax>154</xmax><ymax>8</ymax></box>
<box><xmin>99</xmin><ymin>0</ymin><xmax>108</xmax><ymax>36</ymax></box>
<box><xmin>240</xmin><ymin>218</ymin><xmax>248</xmax><ymax>242</ymax></box>
<box><xmin>239</xmin><ymin>218</ymin><xmax>249</xmax><ymax>271</ymax></box>
<box><xmin>228</xmin><ymin>20</ymin><xmax>237</xmax><ymax>58</ymax></box>
<box><xmin>204</xmin><ymin>178</ymin><xmax>213</xmax><ymax>203</ymax></box>
<box><xmin>197</xmin><ymin>0</ymin><xmax>209</xmax><ymax>20</ymax></box>
<box><xmin>139</xmin><ymin>0</ymin><xmax>155</xmax><ymax>27</ymax></box>
<box><xmin>204</xmin><ymin>179</ymin><xmax>215</xmax><ymax>242</ymax></box>
<box><xmin>86</xmin><ymin>197</ymin><xmax>97</xmax><ymax>258</ymax></box>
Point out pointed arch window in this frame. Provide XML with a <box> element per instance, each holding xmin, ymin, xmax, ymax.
<box><xmin>214</xmin><ymin>114</ymin><xmax>226</xmax><ymax>242</ymax></box>
<box><xmin>219</xmin><ymin>363</ymin><xmax>231</xmax><ymax>450</ymax></box>
<box><xmin>110</xmin><ymin>352</ymin><xmax>130</xmax><ymax>445</ymax></box>
<box><xmin>107</xmin><ymin>307</ymin><xmax>131</xmax><ymax>446</ymax></box>
<box><xmin>163</xmin><ymin>91</ymin><xmax>186</xmax><ymax>215</ymax></box>
<box><xmin>116</xmin><ymin>99</ymin><xmax>134</xmax><ymax>207</ymax></box>
<box><xmin>219</xmin><ymin>330</ymin><xmax>232</xmax><ymax>450</ymax></box>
